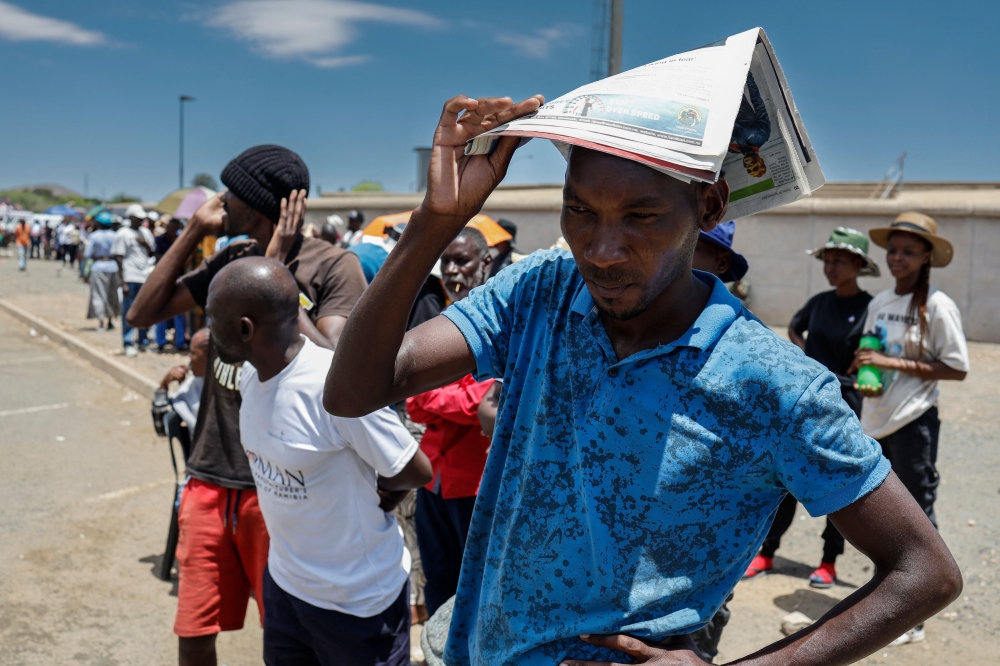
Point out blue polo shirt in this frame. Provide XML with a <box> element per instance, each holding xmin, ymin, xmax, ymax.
<box><xmin>441</xmin><ymin>250</ymin><xmax>889</xmax><ymax>666</ymax></box>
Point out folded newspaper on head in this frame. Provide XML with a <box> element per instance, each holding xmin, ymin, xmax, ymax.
<box><xmin>466</xmin><ymin>27</ymin><xmax>824</xmax><ymax>219</ymax></box>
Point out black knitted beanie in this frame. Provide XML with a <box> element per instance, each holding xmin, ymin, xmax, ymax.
<box><xmin>220</xmin><ymin>145</ymin><xmax>310</xmax><ymax>222</ymax></box>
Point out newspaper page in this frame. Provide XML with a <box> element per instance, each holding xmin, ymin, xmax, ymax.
<box><xmin>466</xmin><ymin>27</ymin><xmax>824</xmax><ymax>218</ymax></box>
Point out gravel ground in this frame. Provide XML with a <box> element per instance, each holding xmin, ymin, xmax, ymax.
<box><xmin>1</xmin><ymin>251</ymin><xmax>995</xmax><ymax>664</ymax></box>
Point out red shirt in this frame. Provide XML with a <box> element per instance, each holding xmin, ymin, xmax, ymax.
<box><xmin>406</xmin><ymin>375</ymin><xmax>494</xmax><ymax>499</ymax></box>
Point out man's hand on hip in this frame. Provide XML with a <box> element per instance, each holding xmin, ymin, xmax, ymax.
<box><xmin>560</xmin><ymin>634</ymin><xmax>709</xmax><ymax>666</ymax></box>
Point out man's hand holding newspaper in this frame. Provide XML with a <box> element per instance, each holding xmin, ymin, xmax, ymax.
<box><xmin>421</xmin><ymin>94</ymin><xmax>543</xmax><ymax>228</ymax></box>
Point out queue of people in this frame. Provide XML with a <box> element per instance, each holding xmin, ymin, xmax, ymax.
<box><xmin>122</xmin><ymin>113</ymin><xmax>970</xmax><ymax>665</ymax></box>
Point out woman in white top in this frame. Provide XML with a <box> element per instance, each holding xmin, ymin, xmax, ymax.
<box><xmin>851</xmin><ymin>212</ymin><xmax>969</xmax><ymax>645</ymax></box>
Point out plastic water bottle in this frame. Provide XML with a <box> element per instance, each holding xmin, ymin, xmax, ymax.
<box><xmin>857</xmin><ymin>335</ymin><xmax>883</xmax><ymax>392</ymax></box>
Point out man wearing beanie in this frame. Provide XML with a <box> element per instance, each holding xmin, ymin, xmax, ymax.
<box><xmin>128</xmin><ymin>145</ymin><xmax>367</xmax><ymax>665</ymax></box>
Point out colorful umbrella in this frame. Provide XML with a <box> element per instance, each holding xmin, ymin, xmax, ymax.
<box><xmin>85</xmin><ymin>205</ymin><xmax>106</xmax><ymax>220</ymax></box>
<box><xmin>362</xmin><ymin>211</ymin><xmax>512</xmax><ymax>246</ymax></box>
<box><xmin>44</xmin><ymin>204</ymin><xmax>81</xmax><ymax>216</ymax></box>
<box><xmin>174</xmin><ymin>187</ymin><xmax>216</xmax><ymax>219</ymax></box>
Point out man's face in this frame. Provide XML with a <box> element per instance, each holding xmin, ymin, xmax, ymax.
<box><xmin>128</xmin><ymin>216</ymin><xmax>143</xmax><ymax>228</ymax></box>
<box><xmin>692</xmin><ymin>238</ymin><xmax>732</xmax><ymax>279</ymax></box>
<box><xmin>220</xmin><ymin>191</ymin><xmax>260</xmax><ymax>238</ymax></box>
<box><xmin>347</xmin><ymin>213</ymin><xmax>363</xmax><ymax>232</ymax></box>
<box><xmin>441</xmin><ymin>236</ymin><xmax>490</xmax><ymax>302</ymax></box>
<box><xmin>822</xmin><ymin>249</ymin><xmax>862</xmax><ymax>287</ymax></box>
<box><xmin>561</xmin><ymin>148</ymin><xmax>713</xmax><ymax>320</ymax></box>
<box><xmin>188</xmin><ymin>336</ymin><xmax>210</xmax><ymax>377</ymax></box>
<box><xmin>166</xmin><ymin>220</ymin><xmax>181</xmax><ymax>237</ymax></box>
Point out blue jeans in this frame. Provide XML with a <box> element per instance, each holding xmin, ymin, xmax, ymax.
<box><xmin>155</xmin><ymin>314</ymin><xmax>187</xmax><ymax>349</ymax></box>
<box><xmin>121</xmin><ymin>281</ymin><xmax>148</xmax><ymax>348</ymax></box>
<box><xmin>17</xmin><ymin>245</ymin><xmax>27</xmax><ymax>270</ymax></box>
<box><xmin>262</xmin><ymin>567</ymin><xmax>410</xmax><ymax>666</ymax></box>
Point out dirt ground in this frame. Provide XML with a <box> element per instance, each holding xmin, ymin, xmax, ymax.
<box><xmin>0</xmin><ymin>253</ymin><xmax>996</xmax><ymax>665</ymax></box>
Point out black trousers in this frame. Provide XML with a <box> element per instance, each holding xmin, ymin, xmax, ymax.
<box><xmin>878</xmin><ymin>407</ymin><xmax>940</xmax><ymax>528</ymax></box>
<box><xmin>262</xmin><ymin>567</ymin><xmax>410</xmax><ymax>666</ymax></box>
<box><xmin>760</xmin><ymin>493</ymin><xmax>845</xmax><ymax>563</ymax></box>
<box><xmin>414</xmin><ymin>487</ymin><xmax>476</xmax><ymax>616</ymax></box>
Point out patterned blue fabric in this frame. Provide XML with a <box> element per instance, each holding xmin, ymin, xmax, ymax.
<box><xmin>441</xmin><ymin>250</ymin><xmax>889</xmax><ymax>666</ymax></box>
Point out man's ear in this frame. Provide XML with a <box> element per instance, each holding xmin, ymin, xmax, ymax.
<box><xmin>717</xmin><ymin>250</ymin><xmax>733</xmax><ymax>277</ymax></box>
<box><xmin>699</xmin><ymin>179</ymin><xmax>730</xmax><ymax>233</ymax></box>
<box><xmin>239</xmin><ymin>316</ymin><xmax>255</xmax><ymax>342</ymax></box>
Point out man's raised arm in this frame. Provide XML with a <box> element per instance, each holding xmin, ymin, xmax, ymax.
<box><xmin>323</xmin><ymin>94</ymin><xmax>543</xmax><ymax>418</ymax></box>
<box><xmin>126</xmin><ymin>194</ymin><xmax>225</xmax><ymax>328</ymax></box>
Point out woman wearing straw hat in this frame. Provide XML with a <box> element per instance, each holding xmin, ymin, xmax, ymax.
<box><xmin>744</xmin><ymin>227</ymin><xmax>879</xmax><ymax>589</ymax></box>
<box><xmin>851</xmin><ymin>212</ymin><xmax>969</xmax><ymax>646</ymax></box>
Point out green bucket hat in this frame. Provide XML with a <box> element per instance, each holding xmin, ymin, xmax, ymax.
<box><xmin>807</xmin><ymin>227</ymin><xmax>880</xmax><ymax>277</ymax></box>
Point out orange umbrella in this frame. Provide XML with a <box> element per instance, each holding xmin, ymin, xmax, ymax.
<box><xmin>362</xmin><ymin>211</ymin><xmax>412</xmax><ymax>237</ymax></box>
<box><xmin>362</xmin><ymin>211</ymin><xmax>512</xmax><ymax>247</ymax></box>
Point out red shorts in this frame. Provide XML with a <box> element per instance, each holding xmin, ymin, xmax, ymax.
<box><xmin>173</xmin><ymin>478</ymin><xmax>270</xmax><ymax>638</ymax></box>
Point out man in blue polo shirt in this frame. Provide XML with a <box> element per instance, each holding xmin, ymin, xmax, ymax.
<box><xmin>324</xmin><ymin>95</ymin><xmax>962</xmax><ymax>666</ymax></box>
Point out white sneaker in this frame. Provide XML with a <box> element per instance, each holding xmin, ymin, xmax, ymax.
<box><xmin>124</xmin><ymin>346</ymin><xmax>138</xmax><ymax>358</ymax></box>
<box><xmin>889</xmin><ymin>626</ymin><xmax>925</xmax><ymax>646</ymax></box>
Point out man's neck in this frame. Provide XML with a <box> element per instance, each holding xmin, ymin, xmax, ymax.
<box><xmin>250</xmin><ymin>334</ymin><xmax>306</xmax><ymax>383</ymax></box>
<box><xmin>599</xmin><ymin>271</ymin><xmax>712</xmax><ymax>361</ymax></box>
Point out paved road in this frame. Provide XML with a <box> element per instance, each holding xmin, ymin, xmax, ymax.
<box><xmin>0</xmin><ymin>310</ymin><xmax>261</xmax><ymax>665</ymax></box>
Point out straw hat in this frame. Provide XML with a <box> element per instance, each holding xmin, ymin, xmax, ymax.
<box><xmin>807</xmin><ymin>227</ymin><xmax>880</xmax><ymax>277</ymax></box>
<box><xmin>869</xmin><ymin>212</ymin><xmax>953</xmax><ymax>268</ymax></box>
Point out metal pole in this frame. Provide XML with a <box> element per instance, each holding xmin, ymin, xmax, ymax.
<box><xmin>179</xmin><ymin>96</ymin><xmax>194</xmax><ymax>189</ymax></box>
<box><xmin>608</xmin><ymin>0</ymin><xmax>623</xmax><ymax>76</ymax></box>
<box><xmin>179</xmin><ymin>97</ymin><xmax>184</xmax><ymax>189</ymax></box>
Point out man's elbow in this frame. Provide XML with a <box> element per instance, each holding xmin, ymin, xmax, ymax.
<box><xmin>322</xmin><ymin>386</ymin><xmax>370</xmax><ymax>418</ymax></box>
<box><xmin>934</xmin><ymin>555</ymin><xmax>964</xmax><ymax>606</ymax></box>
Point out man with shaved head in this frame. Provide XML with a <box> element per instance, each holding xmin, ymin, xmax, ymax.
<box><xmin>126</xmin><ymin>145</ymin><xmax>367</xmax><ymax>665</ymax></box>
<box><xmin>207</xmin><ymin>257</ymin><xmax>432</xmax><ymax>666</ymax></box>
<box><xmin>324</xmin><ymin>95</ymin><xmax>961</xmax><ymax>665</ymax></box>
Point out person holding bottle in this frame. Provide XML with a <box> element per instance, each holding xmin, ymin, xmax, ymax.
<box><xmin>852</xmin><ymin>212</ymin><xmax>969</xmax><ymax>647</ymax></box>
<box><xmin>744</xmin><ymin>227</ymin><xmax>879</xmax><ymax>588</ymax></box>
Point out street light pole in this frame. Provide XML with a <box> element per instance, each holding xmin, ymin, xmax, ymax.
<box><xmin>608</xmin><ymin>0</ymin><xmax>623</xmax><ymax>76</ymax></box>
<box><xmin>179</xmin><ymin>95</ymin><xmax>195</xmax><ymax>189</ymax></box>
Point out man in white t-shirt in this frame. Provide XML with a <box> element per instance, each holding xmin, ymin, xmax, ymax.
<box><xmin>113</xmin><ymin>204</ymin><xmax>156</xmax><ymax>356</ymax></box>
<box><xmin>205</xmin><ymin>256</ymin><xmax>432</xmax><ymax>666</ymax></box>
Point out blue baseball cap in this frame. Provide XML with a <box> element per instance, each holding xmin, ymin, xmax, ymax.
<box><xmin>698</xmin><ymin>220</ymin><xmax>748</xmax><ymax>282</ymax></box>
<box><xmin>95</xmin><ymin>211</ymin><xmax>114</xmax><ymax>226</ymax></box>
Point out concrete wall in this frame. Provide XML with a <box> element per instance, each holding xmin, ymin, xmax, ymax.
<box><xmin>732</xmin><ymin>214</ymin><xmax>1000</xmax><ymax>341</ymax></box>
<box><xmin>305</xmin><ymin>188</ymin><xmax>1000</xmax><ymax>342</ymax></box>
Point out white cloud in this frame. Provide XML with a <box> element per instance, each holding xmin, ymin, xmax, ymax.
<box><xmin>207</xmin><ymin>0</ymin><xmax>442</xmax><ymax>67</ymax></box>
<box><xmin>495</xmin><ymin>22</ymin><xmax>583</xmax><ymax>58</ymax></box>
<box><xmin>0</xmin><ymin>1</ymin><xmax>106</xmax><ymax>45</ymax></box>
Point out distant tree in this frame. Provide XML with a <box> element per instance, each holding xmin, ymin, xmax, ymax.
<box><xmin>351</xmin><ymin>180</ymin><xmax>383</xmax><ymax>192</ymax></box>
<box><xmin>108</xmin><ymin>193</ymin><xmax>142</xmax><ymax>203</ymax></box>
<box><xmin>191</xmin><ymin>173</ymin><xmax>219</xmax><ymax>190</ymax></box>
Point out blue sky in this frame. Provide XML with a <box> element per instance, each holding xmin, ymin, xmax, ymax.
<box><xmin>2</xmin><ymin>0</ymin><xmax>998</xmax><ymax>201</ymax></box>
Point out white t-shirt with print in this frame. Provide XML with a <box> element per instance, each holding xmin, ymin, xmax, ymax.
<box><xmin>112</xmin><ymin>226</ymin><xmax>155</xmax><ymax>283</ymax></box>
<box><xmin>239</xmin><ymin>338</ymin><xmax>418</xmax><ymax>617</ymax></box>
<box><xmin>860</xmin><ymin>287</ymin><xmax>969</xmax><ymax>439</ymax></box>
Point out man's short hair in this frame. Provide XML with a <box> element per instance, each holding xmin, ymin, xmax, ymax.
<box><xmin>456</xmin><ymin>227</ymin><xmax>489</xmax><ymax>257</ymax></box>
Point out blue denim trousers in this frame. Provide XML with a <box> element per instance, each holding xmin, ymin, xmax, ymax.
<box><xmin>155</xmin><ymin>314</ymin><xmax>187</xmax><ymax>349</ymax></box>
<box><xmin>121</xmin><ymin>281</ymin><xmax>148</xmax><ymax>348</ymax></box>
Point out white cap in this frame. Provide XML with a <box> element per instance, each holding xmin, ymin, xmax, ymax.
<box><xmin>125</xmin><ymin>204</ymin><xmax>147</xmax><ymax>219</ymax></box>
<box><xmin>146</xmin><ymin>210</ymin><xmax>160</xmax><ymax>222</ymax></box>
